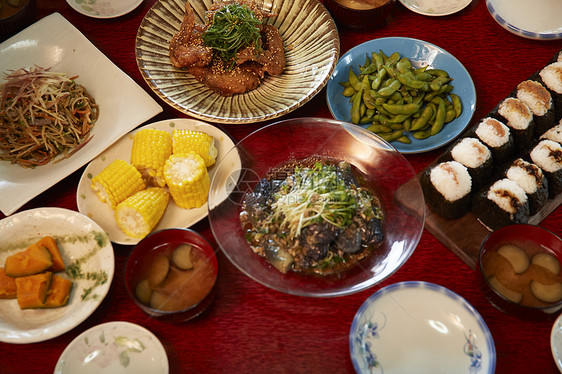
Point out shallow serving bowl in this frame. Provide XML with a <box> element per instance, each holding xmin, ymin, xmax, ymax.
<box><xmin>124</xmin><ymin>228</ymin><xmax>219</xmax><ymax>322</ymax></box>
<box><xmin>322</xmin><ymin>0</ymin><xmax>396</xmax><ymax>29</ymax></box>
<box><xmin>477</xmin><ymin>224</ymin><xmax>562</xmax><ymax>320</ymax></box>
<box><xmin>136</xmin><ymin>0</ymin><xmax>339</xmax><ymax>124</ymax></box>
<box><xmin>208</xmin><ymin>118</ymin><xmax>425</xmax><ymax>297</ymax></box>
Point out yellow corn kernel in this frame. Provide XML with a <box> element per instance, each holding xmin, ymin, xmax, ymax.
<box><xmin>172</xmin><ymin>129</ymin><xmax>218</xmax><ymax>167</ymax></box>
<box><xmin>91</xmin><ymin>159</ymin><xmax>146</xmax><ymax>209</ymax></box>
<box><xmin>131</xmin><ymin>129</ymin><xmax>173</xmax><ymax>187</ymax></box>
<box><xmin>164</xmin><ymin>152</ymin><xmax>210</xmax><ymax>209</ymax></box>
<box><xmin>114</xmin><ymin>187</ymin><xmax>170</xmax><ymax>238</ymax></box>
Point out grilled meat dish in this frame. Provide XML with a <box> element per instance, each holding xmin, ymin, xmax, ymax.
<box><xmin>169</xmin><ymin>0</ymin><xmax>286</xmax><ymax>96</ymax></box>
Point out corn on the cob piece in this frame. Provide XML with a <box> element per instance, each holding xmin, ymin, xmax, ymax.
<box><xmin>131</xmin><ymin>129</ymin><xmax>173</xmax><ymax>187</ymax></box>
<box><xmin>172</xmin><ymin>129</ymin><xmax>218</xmax><ymax>167</ymax></box>
<box><xmin>91</xmin><ymin>159</ymin><xmax>146</xmax><ymax>209</ymax></box>
<box><xmin>164</xmin><ymin>152</ymin><xmax>210</xmax><ymax>209</ymax></box>
<box><xmin>114</xmin><ymin>187</ymin><xmax>170</xmax><ymax>238</ymax></box>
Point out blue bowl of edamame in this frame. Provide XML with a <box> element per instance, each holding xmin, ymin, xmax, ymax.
<box><xmin>326</xmin><ymin>37</ymin><xmax>477</xmax><ymax>154</ymax></box>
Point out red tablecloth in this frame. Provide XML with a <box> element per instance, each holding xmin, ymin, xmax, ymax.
<box><xmin>1</xmin><ymin>0</ymin><xmax>561</xmax><ymax>373</ymax></box>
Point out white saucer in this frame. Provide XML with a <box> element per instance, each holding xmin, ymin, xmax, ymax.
<box><xmin>66</xmin><ymin>0</ymin><xmax>142</xmax><ymax>18</ymax></box>
<box><xmin>399</xmin><ymin>0</ymin><xmax>472</xmax><ymax>16</ymax></box>
<box><xmin>54</xmin><ymin>321</ymin><xmax>169</xmax><ymax>373</ymax></box>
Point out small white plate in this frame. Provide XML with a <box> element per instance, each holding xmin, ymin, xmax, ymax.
<box><xmin>0</xmin><ymin>208</ymin><xmax>114</xmax><ymax>344</ymax></box>
<box><xmin>399</xmin><ymin>0</ymin><xmax>472</xmax><ymax>16</ymax></box>
<box><xmin>350</xmin><ymin>281</ymin><xmax>496</xmax><ymax>374</ymax></box>
<box><xmin>551</xmin><ymin>313</ymin><xmax>562</xmax><ymax>372</ymax></box>
<box><xmin>77</xmin><ymin>118</ymin><xmax>241</xmax><ymax>245</ymax></box>
<box><xmin>486</xmin><ymin>0</ymin><xmax>562</xmax><ymax>40</ymax></box>
<box><xmin>54</xmin><ymin>321</ymin><xmax>169</xmax><ymax>374</ymax></box>
<box><xmin>0</xmin><ymin>13</ymin><xmax>162</xmax><ymax>216</ymax></box>
<box><xmin>66</xmin><ymin>0</ymin><xmax>143</xmax><ymax>18</ymax></box>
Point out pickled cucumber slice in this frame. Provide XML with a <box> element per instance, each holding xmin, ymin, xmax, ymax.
<box><xmin>148</xmin><ymin>255</ymin><xmax>170</xmax><ymax>287</ymax></box>
<box><xmin>531</xmin><ymin>253</ymin><xmax>561</xmax><ymax>275</ymax></box>
<box><xmin>530</xmin><ymin>280</ymin><xmax>562</xmax><ymax>303</ymax></box>
<box><xmin>135</xmin><ymin>279</ymin><xmax>152</xmax><ymax>305</ymax></box>
<box><xmin>497</xmin><ymin>244</ymin><xmax>529</xmax><ymax>274</ymax></box>
<box><xmin>172</xmin><ymin>244</ymin><xmax>193</xmax><ymax>270</ymax></box>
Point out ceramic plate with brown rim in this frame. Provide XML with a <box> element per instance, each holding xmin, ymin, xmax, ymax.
<box><xmin>135</xmin><ymin>0</ymin><xmax>340</xmax><ymax>124</ymax></box>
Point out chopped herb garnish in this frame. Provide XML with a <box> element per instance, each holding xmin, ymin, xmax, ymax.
<box><xmin>203</xmin><ymin>3</ymin><xmax>262</xmax><ymax>65</ymax></box>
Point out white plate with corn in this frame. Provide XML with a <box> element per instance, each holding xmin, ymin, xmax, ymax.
<box><xmin>77</xmin><ymin>118</ymin><xmax>240</xmax><ymax>245</ymax></box>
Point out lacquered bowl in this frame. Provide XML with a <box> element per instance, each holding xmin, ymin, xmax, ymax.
<box><xmin>477</xmin><ymin>224</ymin><xmax>562</xmax><ymax>320</ymax></box>
<box><xmin>323</xmin><ymin>0</ymin><xmax>396</xmax><ymax>30</ymax></box>
<box><xmin>124</xmin><ymin>228</ymin><xmax>218</xmax><ymax>322</ymax></box>
<box><xmin>208</xmin><ymin>117</ymin><xmax>425</xmax><ymax>297</ymax></box>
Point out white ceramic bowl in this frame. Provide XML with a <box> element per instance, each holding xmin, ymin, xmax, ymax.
<box><xmin>350</xmin><ymin>281</ymin><xmax>496</xmax><ymax>374</ymax></box>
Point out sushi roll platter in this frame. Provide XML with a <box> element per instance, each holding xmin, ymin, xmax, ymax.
<box><xmin>397</xmin><ymin>49</ymin><xmax>562</xmax><ymax>269</ymax></box>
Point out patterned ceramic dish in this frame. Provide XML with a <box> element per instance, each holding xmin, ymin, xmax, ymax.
<box><xmin>0</xmin><ymin>208</ymin><xmax>114</xmax><ymax>344</ymax></box>
<box><xmin>350</xmin><ymin>281</ymin><xmax>496</xmax><ymax>374</ymax></box>
<box><xmin>66</xmin><ymin>0</ymin><xmax>143</xmax><ymax>18</ymax></box>
<box><xmin>77</xmin><ymin>118</ymin><xmax>241</xmax><ymax>245</ymax></box>
<box><xmin>398</xmin><ymin>0</ymin><xmax>472</xmax><ymax>16</ymax></box>
<box><xmin>54</xmin><ymin>321</ymin><xmax>169</xmax><ymax>373</ymax></box>
<box><xmin>135</xmin><ymin>0</ymin><xmax>339</xmax><ymax>124</ymax></box>
<box><xmin>0</xmin><ymin>13</ymin><xmax>162</xmax><ymax>217</ymax></box>
<box><xmin>486</xmin><ymin>0</ymin><xmax>562</xmax><ymax>40</ymax></box>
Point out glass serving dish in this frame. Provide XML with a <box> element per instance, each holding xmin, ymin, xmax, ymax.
<box><xmin>208</xmin><ymin>118</ymin><xmax>425</xmax><ymax>297</ymax></box>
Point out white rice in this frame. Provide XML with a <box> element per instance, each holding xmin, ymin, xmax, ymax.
<box><xmin>475</xmin><ymin>117</ymin><xmax>510</xmax><ymax>148</ymax></box>
<box><xmin>540</xmin><ymin>121</ymin><xmax>562</xmax><ymax>143</ymax></box>
<box><xmin>487</xmin><ymin>178</ymin><xmax>528</xmax><ymax>214</ymax></box>
<box><xmin>430</xmin><ymin>161</ymin><xmax>472</xmax><ymax>202</ymax></box>
<box><xmin>451</xmin><ymin>137</ymin><xmax>492</xmax><ymax>168</ymax></box>
<box><xmin>498</xmin><ymin>97</ymin><xmax>533</xmax><ymax>130</ymax></box>
<box><xmin>530</xmin><ymin>139</ymin><xmax>562</xmax><ymax>173</ymax></box>
<box><xmin>506</xmin><ymin>158</ymin><xmax>543</xmax><ymax>194</ymax></box>
<box><xmin>539</xmin><ymin>61</ymin><xmax>562</xmax><ymax>94</ymax></box>
<box><xmin>516</xmin><ymin>80</ymin><xmax>552</xmax><ymax>116</ymax></box>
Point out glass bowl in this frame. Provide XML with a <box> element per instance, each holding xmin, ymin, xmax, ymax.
<box><xmin>124</xmin><ymin>228</ymin><xmax>218</xmax><ymax>322</ymax></box>
<box><xmin>208</xmin><ymin>117</ymin><xmax>425</xmax><ymax>297</ymax></box>
<box><xmin>477</xmin><ymin>224</ymin><xmax>562</xmax><ymax>320</ymax></box>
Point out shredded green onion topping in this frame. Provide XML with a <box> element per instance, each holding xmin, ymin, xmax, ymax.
<box><xmin>203</xmin><ymin>3</ymin><xmax>262</xmax><ymax>64</ymax></box>
<box><xmin>269</xmin><ymin>163</ymin><xmax>369</xmax><ymax>239</ymax></box>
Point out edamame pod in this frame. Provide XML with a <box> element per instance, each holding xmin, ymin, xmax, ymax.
<box><xmin>382</xmin><ymin>103</ymin><xmax>420</xmax><ymax>115</ymax></box>
<box><xmin>377</xmin><ymin>79</ymin><xmax>401</xmax><ymax>96</ymax></box>
<box><xmin>430</xmin><ymin>97</ymin><xmax>446</xmax><ymax>135</ymax></box>
<box><xmin>450</xmin><ymin>93</ymin><xmax>462</xmax><ymax>118</ymax></box>
<box><xmin>350</xmin><ymin>89</ymin><xmax>362</xmax><ymax>124</ymax></box>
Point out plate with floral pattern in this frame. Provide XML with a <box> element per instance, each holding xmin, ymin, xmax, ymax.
<box><xmin>350</xmin><ymin>281</ymin><xmax>496</xmax><ymax>374</ymax></box>
<box><xmin>399</xmin><ymin>0</ymin><xmax>472</xmax><ymax>16</ymax></box>
<box><xmin>66</xmin><ymin>0</ymin><xmax>143</xmax><ymax>18</ymax></box>
<box><xmin>54</xmin><ymin>321</ymin><xmax>169</xmax><ymax>373</ymax></box>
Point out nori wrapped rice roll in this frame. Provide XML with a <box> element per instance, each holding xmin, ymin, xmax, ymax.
<box><xmin>471</xmin><ymin>178</ymin><xmax>530</xmax><ymax>230</ymax></box>
<box><xmin>540</xmin><ymin>120</ymin><xmax>562</xmax><ymax>143</ymax></box>
<box><xmin>529</xmin><ymin>139</ymin><xmax>562</xmax><ymax>198</ymax></box>
<box><xmin>443</xmin><ymin>137</ymin><xmax>493</xmax><ymax>190</ymax></box>
<box><xmin>539</xmin><ymin>61</ymin><xmax>562</xmax><ymax>123</ymax></box>
<box><xmin>474</xmin><ymin>117</ymin><xmax>515</xmax><ymax>167</ymax></box>
<box><xmin>420</xmin><ymin>161</ymin><xmax>472</xmax><ymax>220</ymax></box>
<box><xmin>496</xmin><ymin>97</ymin><xmax>535</xmax><ymax>151</ymax></box>
<box><xmin>505</xmin><ymin>158</ymin><xmax>548</xmax><ymax>215</ymax></box>
<box><xmin>516</xmin><ymin>80</ymin><xmax>555</xmax><ymax>137</ymax></box>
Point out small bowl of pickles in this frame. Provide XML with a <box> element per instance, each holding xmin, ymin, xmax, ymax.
<box><xmin>124</xmin><ymin>228</ymin><xmax>218</xmax><ymax>322</ymax></box>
